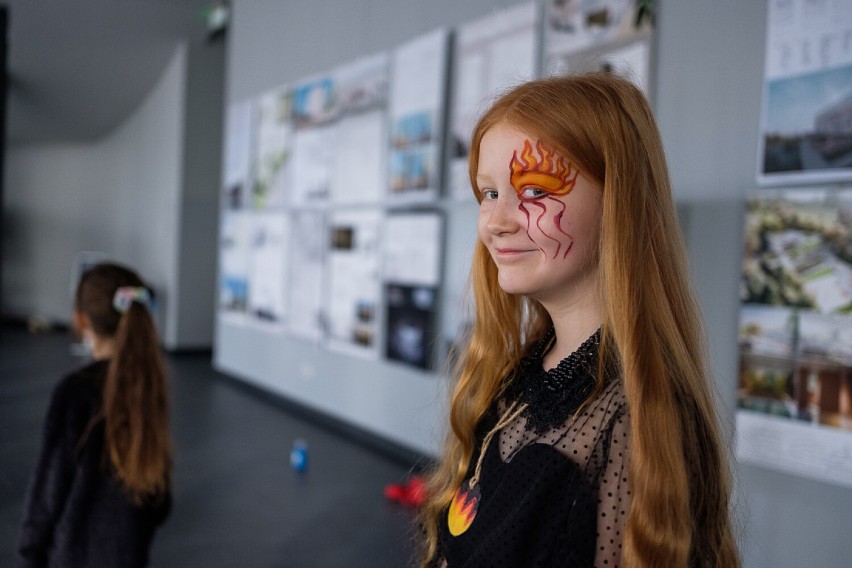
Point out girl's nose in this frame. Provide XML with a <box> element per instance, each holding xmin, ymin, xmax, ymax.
<box><xmin>486</xmin><ymin>194</ymin><xmax>521</xmax><ymax>236</ymax></box>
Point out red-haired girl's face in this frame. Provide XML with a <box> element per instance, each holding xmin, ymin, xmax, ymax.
<box><xmin>476</xmin><ymin>123</ymin><xmax>602</xmax><ymax>307</ymax></box>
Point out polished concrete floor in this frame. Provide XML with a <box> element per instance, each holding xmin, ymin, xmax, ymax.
<box><xmin>0</xmin><ymin>325</ymin><xmax>423</xmax><ymax>567</ymax></box>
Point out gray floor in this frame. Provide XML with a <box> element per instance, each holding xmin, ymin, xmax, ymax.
<box><xmin>0</xmin><ymin>325</ymin><xmax>422</xmax><ymax>567</ymax></box>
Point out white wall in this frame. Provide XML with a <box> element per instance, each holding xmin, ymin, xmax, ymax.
<box><xmin>655</xmin><ymin>0</ymin><xmax>766</xmax><ymax>413</ymax></box>
<box><xmin>4</xmin><ymin>144</ymin><xmax>117</xmax><ymax>320</ymax></box>
<box><xmin>3</xmin><ymin>41</ymin><xmax>224</xmax><ymax>350</ymax></box>
<box><xmin>108</xmin><ymin>44</ymin><xmax>187</xmax><ymax>347</ymax></box>
<box><xmin>222</xmin><ymin>0</ymin><xmax>852</xmax><ymax>566</ymax></box>
<box><xmin>3</xmin><ymin>45</ymin><xmax>186</xmax><ymax>337</ymax></box>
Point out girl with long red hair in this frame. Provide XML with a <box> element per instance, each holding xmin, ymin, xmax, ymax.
<box><xmin>420</xmin><ymin>73</ymin><xmax>739</xmax><ymax>567</ymax></box>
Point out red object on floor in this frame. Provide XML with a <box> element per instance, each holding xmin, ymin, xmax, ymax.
<box><xmin>384</xmin><ymin>475</ymin><xmax>426</xmax><ymax>508</ymax></box>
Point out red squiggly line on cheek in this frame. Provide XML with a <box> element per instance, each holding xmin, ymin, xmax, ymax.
<box><xmin>518</xmin><ymin>202</ymin><xmax>544</xmax><ymax>253</ymax></box>
<box><xmin>525</xmin><ymin>200</ymin><xmax>563</xmax><ymax>258</ymax></box>
<box><xmin>518</xmin><ymin>201</ymin><xmax>544</xmax><ymax>252</ymax></box>
<box><xmin>547</xmin><ymin>196</ymin><xmax>574</xmax><ymax>259</ymax></box>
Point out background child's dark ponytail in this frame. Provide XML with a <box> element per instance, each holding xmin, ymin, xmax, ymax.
<box><xmin>76</xmin><ymin>263</ymin><xmax>172</xmax><ymax>503</ymax></box>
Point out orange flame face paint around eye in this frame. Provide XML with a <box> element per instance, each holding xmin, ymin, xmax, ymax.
<box><xmin>509</xmin><ymin>139</ymin><xmax>578</xmax><ymax>197</ymax></box>
<box><xmin>447</xmin><ymin>481</ymin><xmax>480</xmax><ymax>537</ymax></box>
<box><xmin>508</xmin><ymin>139</ymin><xmax>579</xmax><ymax>260</ymax></box>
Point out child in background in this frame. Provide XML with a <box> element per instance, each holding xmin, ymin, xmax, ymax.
<box><xmin>19</xmin><ymin>263</ymin><xmax>172</xmax><ymax>568</ymax></box>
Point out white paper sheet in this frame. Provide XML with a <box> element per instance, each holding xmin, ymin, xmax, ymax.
<box><xmin>388</xmin><ymin>28</ymin><xmax>449</xmax><ymax>203</ymax></box>
<box><xmin>326</xmin><ymin>209</ymin><xmax>383</xmax><ymax>357</ymax></box>
<box><xmin>291</xmin><ymin>123</ymin><xmax>337</xmax><ymax>207</ymax></box>
<box><xmin>450</xmin><ymin>2</ymin><xmax>539</xmax><ymax>199</ymax></box>
<box><xmin>286</xmin><ymin>210</ymin><xmax>327</xmax><ymax>341</ymax></box>
<box><xmin>383</xmin><ymin>212</ymin><xmax>443</xmax><ymax>286</ymax></box>
<box><xmin>246</xmin><ymin>211</ymin><xmax>289</xmax><ymax>327</ymax></box>
<box><xmin>223</xmin><ymin>99</ymin><xmax>253</xmax><ymax>209</ymax></box>
<box><xmin>331</xmin><ymin>110</ymin><xmax>387</xmax><ymax>205</ymax></box>
<box><xmin>219</xmin><ymin>211</ymin><xmax>251</xmax><ymax>316</ymax></box>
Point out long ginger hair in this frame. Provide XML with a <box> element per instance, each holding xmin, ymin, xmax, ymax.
<box><xmin>75</xmin><ymin>263</ymin><xmax>172</xmax><ymax>503</ymax></box>
<box><xmin>420</xmin><ymin>74</ymin><xmax>738</xmax><ymax>566</ymax></box>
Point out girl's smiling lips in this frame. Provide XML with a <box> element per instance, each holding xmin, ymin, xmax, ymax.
<box><xmin>493</xmin><ymin>246</ymin><xmax>537</xmax><ymax>258</ymax></box>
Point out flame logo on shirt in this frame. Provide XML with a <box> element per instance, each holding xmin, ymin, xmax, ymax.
<box><xmin>509</xmin><ymin>139</ymin><xmax>578</xmax><ymax>197</ymax></box>
<box><xmin>447</xmin><ymin>481</ymin><xmax>481</xmax><ymax>537</ymax></box>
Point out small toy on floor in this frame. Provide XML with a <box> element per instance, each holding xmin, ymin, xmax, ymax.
<box><xmin>384</xmin><ymin>475</ymin><xmax>426</xmax><ymax>508</ymax></box>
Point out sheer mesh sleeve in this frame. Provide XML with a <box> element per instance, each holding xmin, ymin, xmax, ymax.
<box><xmin>546</xmin><ymin>378</ymin><xmax>631</xmax><ymax>567</ymax></box>
<box><xmin>593</xmin><ymin>400</ymin><xmax>631</xmax><ymax>567</ymax></box>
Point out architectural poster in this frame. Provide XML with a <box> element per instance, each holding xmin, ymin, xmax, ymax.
<box><xmin>326</xmin><ymin>209</ymin><xmax>383</xmax><ymax>357</ymax></box>
<box><xmin>383</xmin><ymin>212</ymin><xmax>443</xmax><ymax>370</ymax></box>
<box><xmin>388</xmin><ymin>28</ymin><xmax>449</xmax><ymax>204</ymax></box>
<box><xmin>449</xmin><ymin>2</ymin><xmax>539</xmax><ymax>200</ymax></box>
<box><xmin>252</xmin><ymin>85</ymin><xmax>293</xmax><ymax>209</ymax></box>
<box><xmin>758</xmin><ymin>0</ymin><xmax>852</xmax><ymax>185</ymax></box>
<box><xmin>223</xmin><ymin>100</ymin><xmax>253</xmax><ymax>210</ymax></box>
<box><xmin>218</xmin><ymin>211</ymin><xmax>250</xmax><ymax>317</ymax></box>
<box><xmin>736</xmin><ymin>188</ymin><xmax>852</xmax><ymax>488</ymax></box>
<box><xmin>543</xmin><ymin>0</ymin><xmax>653</xmax><ymax>91</ymax></box>
<box><xmin>285</xmin><ymin>210</ymin><xmax>327</xmax><ymax>341</ymax></box>
<box><xmin>246</xmin><ymin>211</ymin><xmax>289</xmax><ymax>326</ymax></box>
<box><xmin>330</xmin><ymin>54</ymin><xmax>389</xmax><ymax>205</ymax></box>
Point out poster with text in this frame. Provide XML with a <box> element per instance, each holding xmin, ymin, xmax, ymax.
<box><xmin>333</xmin><ymin>52</ymin><xmax>389</xmax><ymax>117</ymax></box>
<box><xmin>285</xmin><ymin>210</ymin><xmax>327</xmax><ymax>341</ymax></box>
<box><xmin>449</xmin><ymin>2</ymin><xmax>539</xmax><ymax>200</ymax></box>
<box><xmin>737</xmin><ymin>188</ymin><xmax>852</xmax><ymax>488</ymax></box>
<box><xmin>383</xmin><ymin>212</ymin><xmax>443</xmax><ymax>286</ymax></box>
<box><xmin>758</xmin><ymin>0</ymin><xmax>852</xmax><ymax>185</ymax></box>
<box><xmin>326</xmin><ymin>209</ymin><xmax>383</xmax><ymax>358</ymax></box>
<box><xmin>246</xmin><ymin>212</ymin><xmax>289</xmax><ymax>327</ymax></box>
<box><xmin>291</xmin><ymin>123</ymin><xmax>337</xmax><ymax>207</ymax></box>
<box><xmin>385</xmin><ymin>284</ymin><xmax>439</xmax><ymax>371</ymax></box>
<box><xmin>218</xmin><ymin>211</ymin><xmax>251</xmax><ymax>319</ymax></box>
<box><xmin>388</xmin><ymin>28</ymin><xmax>449</xmax><ymax>204</ymax></box>
<box><xmin>252</xmin><ymin>86</ymin><xmax>294</xmax><ymax>209</ymax></box>
<box><xmin>543</xmin><ymin>0</ymin><xmax>653</xmax><ymax>91</ymax></box>
<box><xmin>331</xmin><ymin>54</ymin><xmax>389</xmax><ymax>205</ymax></box>
<box><xmin>382</xmin><ymin>212</ymin><xmax>443</xmax><ymax>370</ymax></box>
<box><xmin>223</xmin><ymin>99</ymin><xmax>253</xmax><ymax>210</ymax></box>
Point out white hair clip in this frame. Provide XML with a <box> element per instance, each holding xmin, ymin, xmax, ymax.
<box><xmin>113</xmin><ymin>286</ymin><xmax>152</xmax><ymax>313</ymax></box>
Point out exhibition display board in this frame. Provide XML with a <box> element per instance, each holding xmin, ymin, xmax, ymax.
<box><xmin>215</xmin><ymin>0</ymin><xmax>654</xmax><ymax>453</ymax></box>
<box><xmin>736</xmin><ymin>0</ymin><xmax>852</xmax><ymax>488</ymax></box>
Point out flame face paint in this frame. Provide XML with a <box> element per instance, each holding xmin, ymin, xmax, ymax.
<box><xmin>447</xmin><ymin>481</ymin><xmax>481</xmax><ymax>537</ymax></box>
<box><xmin>509</xmin><ymin>139</ymin><xmax>579</xmax><ymax>260</ymax></box>
<box><xmin>476</xmin><ymin>124</ymin><xmax>602</xmax><ymax>304</ymax></box>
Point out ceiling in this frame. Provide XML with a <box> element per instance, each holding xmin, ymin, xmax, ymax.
<box><xmin>3</xmin><ymin>0</ymin><xmax>218</xmax><ymax>145</ymax></box>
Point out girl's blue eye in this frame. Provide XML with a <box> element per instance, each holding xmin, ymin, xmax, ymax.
<box><xmin>521</xmin><ymin>187</ymin><xmax>548</xmax><ymax>199</ymax></box>
<box><xmin>481</xmin><ymin>190</ymin><xmax>498</xmax><ymax>200</ymax></box>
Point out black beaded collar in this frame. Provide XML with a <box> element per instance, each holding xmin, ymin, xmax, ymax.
<box><xmin>506</xmin><ymin>328</ymin><xmax>601</xmax><ymax>435</ymax></box>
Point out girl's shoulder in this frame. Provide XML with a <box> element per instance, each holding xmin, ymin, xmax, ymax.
<box><xmin>49</xmin><ymin>360</ymin><xmax>108</xmax><ymax>416</ymax></box>
<box><xmin>576</xmin><ymin>377</ymin><xmax>629</xmax><ymax>443</ymax></box>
